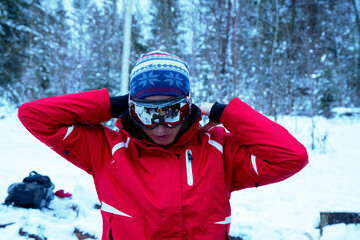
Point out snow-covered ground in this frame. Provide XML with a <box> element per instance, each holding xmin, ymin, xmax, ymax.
<box><xmin>0</xmin><ymin>105</ymin><xmax>359</xmax><ymax>240</ymax></box>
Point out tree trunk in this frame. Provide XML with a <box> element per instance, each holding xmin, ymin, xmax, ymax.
<box><xmin>351</xmin><ymin>0</ymin><xmax>360</xmax><ymax>35</ymax></box>
<box><xmin>121</xmin><ymin>0</ymin><xmax>132</xmax><ymax>95</ymax></box>
<box><xmin>270</xmin><ymin>0</ymin><xmax>279</xmax><ymax>121</ymax></box>
<box><xmin>232</xmin><ymin>0</ymin><xmax>238</xmax><ymax>98</ymax></box>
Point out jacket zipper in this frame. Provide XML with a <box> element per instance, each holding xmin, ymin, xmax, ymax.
<box><xmin>185</xmin><ymin>149</ymin><xmax>193</xmax><ymax>186</ymax></box>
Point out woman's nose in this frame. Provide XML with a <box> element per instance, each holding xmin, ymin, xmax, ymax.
<box><xmin>152</xmin><ymin>124</ymin><xmax>167</xmax><ymax>134</ymax></box>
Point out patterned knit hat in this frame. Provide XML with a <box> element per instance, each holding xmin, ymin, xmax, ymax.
<box><xmin>130</xmin><ymin>51</ymin><xmax>190</xmax><ymax>99</ymax></box>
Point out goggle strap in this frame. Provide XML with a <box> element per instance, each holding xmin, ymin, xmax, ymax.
<box><xmin>131</xmin><ymin>96</ymin><xmax>187</xmax><ymax>107</ymax></box>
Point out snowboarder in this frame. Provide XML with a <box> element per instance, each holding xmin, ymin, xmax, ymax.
<box><xmin>18</xmin><ymin>51</ymin><xmax>308</xmax><ymax>239</ymax></box>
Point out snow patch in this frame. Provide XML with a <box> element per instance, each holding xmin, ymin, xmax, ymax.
<box><xmin>1</xmin><ymin>110</ymin><xmax>359</xmax><ymax>239</ymax></box>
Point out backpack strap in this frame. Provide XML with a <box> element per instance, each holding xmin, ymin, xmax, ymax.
<box><xmin>23</xmin><ymin>171</ymin><xmax>54</xmax><ymax>188</ymax></box>
<box><xmin>29</xmin><ymin>171</ymin><xmax>39</xmax><ymax>176</ymax></box>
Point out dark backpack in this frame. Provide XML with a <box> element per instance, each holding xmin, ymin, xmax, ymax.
<box><xmin>4</xmin><ymin>171</ymin><xmax>55</xmax><ymax>209</ymax></box>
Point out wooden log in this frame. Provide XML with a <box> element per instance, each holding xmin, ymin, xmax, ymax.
<box><xmin>319</xmin><ymin>212</ymin><xmax>360</xmax><ymax>235</ymax></box>
<box><xmin>229</xmin><ymin>236</ymin><xmax>244</xmax><ymax>240</ymax></box>
<box><xmin>0</xmin><ymin>222</ymin><xmax>14</xmax><ymax>229</ymax></box>
<box><xmin>73</xmin><ymin>228</ymin><xmax>97</xmax><ymax>240</ymax></box>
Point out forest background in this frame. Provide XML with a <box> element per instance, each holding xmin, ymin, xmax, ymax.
<box><xmin>1</xmin><ymin>0</ymin><xmax>360</xmax><ymax>121</ymax></box>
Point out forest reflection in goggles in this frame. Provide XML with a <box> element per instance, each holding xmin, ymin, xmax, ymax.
<box><xmin>129</xmin><ymin>96</ymin><xmax>191</xmax><ymax>129</ymax></box>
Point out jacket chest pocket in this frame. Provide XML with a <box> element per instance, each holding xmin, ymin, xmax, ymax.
<box><xmin>182</xmin><ymin>148</ymin><xmax>217</xmax><ymax>193</ymax></box>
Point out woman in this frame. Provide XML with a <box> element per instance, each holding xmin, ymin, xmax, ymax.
<box><xmin>18</xmin><ymin>51</ymin><xmax>308</xmax><ymax>239</ymax></box>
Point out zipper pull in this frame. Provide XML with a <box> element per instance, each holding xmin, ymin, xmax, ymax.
<box><xmin>185</xmin><ymin>149</ymin><xmax>194</xmax><ymax>186</ymax></box>
<box><xmin>187</xmin><ymin>150</ymin><xmax>193</xmax><ymax>161</ymax></box>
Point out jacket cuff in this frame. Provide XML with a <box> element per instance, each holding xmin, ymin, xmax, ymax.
<box><xmin>110</xmin><ymin>94</ymin><xmax>129</xmax><ymax>118</ymax></box>
<box><xmin>210</xmin><ymin>102</ymin><xmax>227</xmax><ymax>123</ymax></box>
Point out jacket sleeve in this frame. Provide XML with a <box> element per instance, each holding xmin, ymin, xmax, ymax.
<box><xmin>220</xmin><ymin>98</ymin><xmax>308</xmax><ymax>191</ymax></box>
<box><xmin>17</xmin><ymin>89</ymin><xmax>112</xmax><ymax>174</ymax></box>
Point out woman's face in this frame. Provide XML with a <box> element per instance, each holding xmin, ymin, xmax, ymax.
<box><xmin>142</xmin><ymin>95</ymin><xmax>182</xmax><ymax>146</ymax></box>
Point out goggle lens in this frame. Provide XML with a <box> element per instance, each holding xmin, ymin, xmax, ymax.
<box><xmin>129</xmin><ymin>96</ymin><xmax>191</xmax><ymax>129</ymax></box>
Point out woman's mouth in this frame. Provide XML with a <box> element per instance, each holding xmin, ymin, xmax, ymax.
<box><xmin>154</xmin><ymin>135</ymin><xmax>170</xmax><ymax>141</ymax></box>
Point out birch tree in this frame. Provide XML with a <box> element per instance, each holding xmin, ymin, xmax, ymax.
<box><xmin>121</xmin><ymin>0</ymin><xmax>132</xmax><ymax>94</ymax></box>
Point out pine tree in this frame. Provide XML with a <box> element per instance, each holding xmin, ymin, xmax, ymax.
<box><xmin>0</xmin><ymin>0</ymin><xmax>33</xmax><ymax>103</ymax></box>
<box><xmin>84</xmin><ymin>0</ymin><xmax>123</xmax><ymax>94</ymax></box>
<box><xmin>148</xmin><ymin>0</ymin><xmax>183</xmax><ymax>55</ymax></box>
<box><xmin>47</xmin><ymin>0</ymin><xmax>74</xmax><ymax>95</ymax></box>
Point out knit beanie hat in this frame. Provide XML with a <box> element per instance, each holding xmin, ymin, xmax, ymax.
<box><xmin>130</xmin><ymin>51</ymin><xmax>190</xmax><ymax>99</ymax></box>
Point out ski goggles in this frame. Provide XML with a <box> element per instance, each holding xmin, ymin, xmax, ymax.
<box><xmin>129</xmin><ymin>96</ymin><xmax>191</xmax><ymax>129</ymax></box>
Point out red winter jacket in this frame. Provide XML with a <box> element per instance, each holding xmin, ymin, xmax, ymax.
<box><xmin>18</xmin><ymin>89</ymin><xmax>308</xmax><ymax>240</ymax></box>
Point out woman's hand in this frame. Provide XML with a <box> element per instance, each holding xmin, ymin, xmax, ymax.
<box><xmin>199</xmin><ymin>102</ymin><xmax>220</xmax><ymax>132</ymax></box>
<box><xmin>199</xmin><ymin>102</ymin><xmax>213</xmax><ymax>117</ymax></box>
